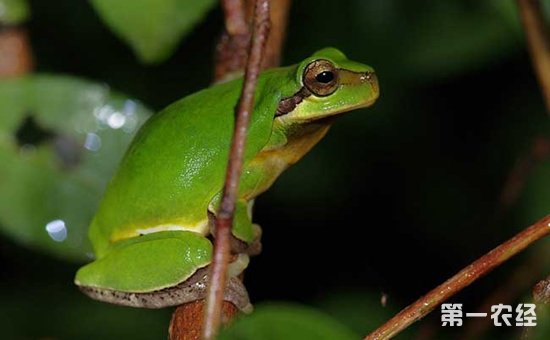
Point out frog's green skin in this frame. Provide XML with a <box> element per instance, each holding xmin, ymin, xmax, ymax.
<box><xmin>75</xmin><ymin>48</ymin><xmax>379</xmax><ymax>309</ymax></box>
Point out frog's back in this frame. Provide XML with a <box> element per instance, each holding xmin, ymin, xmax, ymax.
<box><xmin>90</xmin><ymin>75</ymin><xmax>283</xmax><ymax>255</ymax></box>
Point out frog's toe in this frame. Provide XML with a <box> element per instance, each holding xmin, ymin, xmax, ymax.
<box><xmin>227</xmin><ymin>223</ymin><xmax>262</xmax><ymax>256</ymax></box>
<box><xmin>208</xmin><ymin>212</ymin><xmax>263</xmax><ymax>255</ymax></box>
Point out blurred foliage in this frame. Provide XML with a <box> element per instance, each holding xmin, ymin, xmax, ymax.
<box><xmin>0</xmin><ymin>75</ymin><xmax>151</xmax><ymax>260</ymax></box>
<box><xmin>0</xmin><ymin>0</ymin><xmax>29</xmax><ymax>24</ymax></box>
<box><xmin>315</xmin><ymin>291</ymin><xmax>401</xmax><ymax>335</ymax></box>
<box><xmin>219</xmin><ymin>303</ymin><xmax>359</xmax><ymax>340</ymax></box>
<box><xmin>90</xmin><ymin>0</ymin><xmax>218</xmax><ymax>63</ymax></box>
<box><xmin>0</xmin><ymin>0</ymin><xmax>548</xmax><ymax>338</ymax></box>
<box><xmin>531</xmin><ymin>299</ymin><xmax>550</xmax><ymax>340</ymax></box>
<box><xmin>1</xmin><ymin>271</ymin><xmax>171</xmax><ymax>339</ymax></box>
<box><xmin>520</xmin><ymin>160</ymin><xmax>550</xmax><ymax>223</ymax></box>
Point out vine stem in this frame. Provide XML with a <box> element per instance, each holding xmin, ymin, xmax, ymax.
<box><xmin>202</xmin><ymin>1</ymin><xmax>271</xmax><ymax>339</ymax></box>
<box><xmin>516</xmin><ymin>0</ymin><xmax>550</xmax><ymax>113</ymax></box>
<box><xmin>365</xmin><ymin>215</ymin><xmax>550</xmax><ymax>340</ymax></box>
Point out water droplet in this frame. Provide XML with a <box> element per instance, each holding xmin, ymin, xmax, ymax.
<box><xmin>45</xmin><ymin>219</ymin><xmax>68</xmax><ymax>242</ymax></box>
<box><xmin>123</xmin><ymin>99</ymin><xmax>137</xmax><ymax>115</ymax></box>
<box><xmin>94</xmin><ymin>105</ymin><xmax>114</xmax><ymax>123</ymax></box>
<box><xmin>122</xmin><ymin>115</ymin><xmax>138</xmax><ymax>133</ymax></box>
<box><xmin>122</xmin><ymin>100</ymin><xmax>139</xmax><ymax>133</ymax></box>
<box><xmin>84</xmin><ymin>133</ymin><xmax>102</xmax><ymax>151</ymax></box>
<box><xmin>107</xmin><ymin>112</ymin><xmax>126</xmax><ymax>129</ymax></box>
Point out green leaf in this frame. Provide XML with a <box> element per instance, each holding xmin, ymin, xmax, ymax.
<box><xmin>90</xmin><ymin>0</ymin><xmax>217</xmax><ymax>63</ymax></box>
<box><xmin>219</xmin><ymin>302</ymin><xmax>359</xmax><ymax>340</ymax></box>
<box><xmin>0</xmin><ymin>0</ymin><xmax>30</xmax><ymax>25</ymax></box>
<box><xmin>0</xmin><ymin>75</ymin><xmax>152</xmax><ymax>261</ymax></box>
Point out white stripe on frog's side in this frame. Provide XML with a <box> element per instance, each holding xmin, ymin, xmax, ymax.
<box><xmin>135</xmin><ymin>220</ymin><xmax>209</xmax><ymax>236</ymax></box>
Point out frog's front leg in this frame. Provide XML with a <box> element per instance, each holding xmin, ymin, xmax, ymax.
<box><xmin>208</xmin><ymin>197</ymin><xmax>262</xmax><ymax>256</ymax></box>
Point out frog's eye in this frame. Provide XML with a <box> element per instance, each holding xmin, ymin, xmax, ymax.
<box><xmin>303</xmin><ymin>60</ymin><xmax>339</xmax><ymax>97</ymax></box>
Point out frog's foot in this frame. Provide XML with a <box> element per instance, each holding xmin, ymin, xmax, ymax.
<box><xmin>208</xmin><ymin>211</ymin><xmax>262</xmax><ymax>256</ymax></box>
<box><xmin>78</xmin><ymin>267</ymin><xmax>252</xmax><ymax>313</ymax></box>
<box><xmin>228</xmin><ymin>223</ymin><xmax>262</xmax><ymax>256</ymax></box>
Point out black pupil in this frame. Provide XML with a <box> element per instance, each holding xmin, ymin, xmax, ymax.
<box><xmin>315</xmin><ymin>71</ymin><xmax>334</xmax><ymax>83</ymax></box>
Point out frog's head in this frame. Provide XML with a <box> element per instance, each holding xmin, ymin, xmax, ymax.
<box><xmin>275</xmin><ymin>48</ymin><xmax>379</xmax><ymax>124</ymax></box>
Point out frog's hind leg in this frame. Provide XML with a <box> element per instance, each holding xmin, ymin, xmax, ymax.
<box><xmin>75</xmin><ymin>230</ymin><xmax>252</xmax><ymax>311</ymax></box>
<box><xmin>78</xmin><ymin>267</ymin><xmax>252</xmax><ymax>312</ymax></box>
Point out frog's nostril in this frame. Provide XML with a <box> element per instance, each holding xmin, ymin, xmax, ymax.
<box><xmin>365</xmin><ymin>71</ymin><xmax>379</xmax><ymax>97</ymax></box>
<box><xmin>365</xmin><ymin>71</ymin><xmax>376</xmax><ymax>81</ymax></box>
<box><xmin>360</xmin><ymin>71</ymin><xmax>376</xmax><ymax>83</ymax></box>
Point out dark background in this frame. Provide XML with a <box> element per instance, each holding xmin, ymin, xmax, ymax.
<box><xmin>1</xmin><ymin>0</ymin><xmax>549</xmax><ymax>338</ymax></box>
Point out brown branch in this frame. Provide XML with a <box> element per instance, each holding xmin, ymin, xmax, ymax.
<box><xmin>201</xmin><ymin>1</ymin><xmax>270</xmax><ymax>339</ymax></box>
<box><xmin>260</xmin><ymin>0</ymin><xmax>291</xmax><ymax>69</ymax></box>
<box><xmin>0</xmin><ymin>26</ymin><xmax>33</xmax><ymax>77</ymax></box>
<box><xmin>169</xmin><ymin>0</ymin><xmax>291</xmax><ymax>338</ymax></box>
<box><xmin>169</xmin><ymin>301</ymin><xmax>239</xmax><ymax>340</ymax></box>
<box><xmin>215</xmin><ymin>0</ymin><xmax>290</xmax><ymax>80</ymax></box>
<box><xmin>242</xmin><ymin>0</ymin><xmax>290</xmax><ymax>69</ymax></box>
<box><xmin>461</xmin><ymin>248</ymin><xmax>547</xmax><ymax>338</ymax></box>
<box><xmin>365</xmin><ymin>215</ymin><xmax>550</xmax><ymax>340</ymax></box>
<box><xmin>222</xmin><ymin>0</ymin><xmax>249</xmax><ymax>36</ymax></box>
<box><xmin>517</xmin><ymin>0</ymin><xmax>550</xmax><ymax>113</ymax></box>
<box><xmin>215</xmin><ymin>0</ymin><xmax>251</xmax><ymax>80</ymax></box>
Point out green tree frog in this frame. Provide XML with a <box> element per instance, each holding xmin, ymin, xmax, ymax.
<box><xmin>74</xmin><ymin>48</ymin><xmax>379</xmax><ymax>311</ymax></box>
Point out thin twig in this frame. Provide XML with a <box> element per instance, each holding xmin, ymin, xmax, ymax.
<box><xmin>215</xmin><ymin>0</ymin><xmax>289</xmax><ymax>80</ymax></box>
<box><xmin>169</xmin><ymin>0</ymin><xmax>290</xmax><ymax>337</ymax></box>
<box><xmin>202</xmin><ymin>1</ymin><xmax>270</xmax><ymax>339</ymax></box>
<box><xmin>245</xmin><ymin>0</ymin><xmax>290</xmax><ymax>70</ymax></box>
<box><xmin>261</xmin><ymin>0</ymin><xmax>291</xmax><ymax>69</ymax></box>
<box><xmin>461</xmin><ymin>247</ymin><xmax>547</xmax><ymax>338</ymax></box>
<box><xmin>517</xmin><ymin>0</ymin><xmax>550</xmax><ymax>113</ymax></box>
<box><xmin>365</xmin><ymin>215</ymin><xmax>550</xmax><ymax>340</ymax></box>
